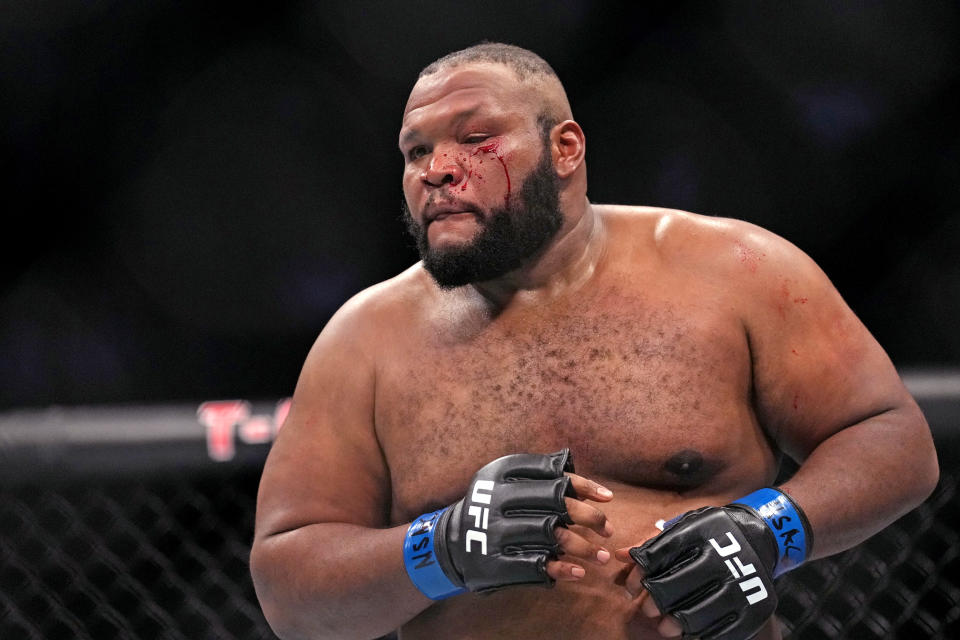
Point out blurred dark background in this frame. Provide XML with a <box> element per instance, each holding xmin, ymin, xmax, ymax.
<box><xmin>2</xmin><ymin>0</ymin><xmax>958</xmax><ymax>409</ymax></box>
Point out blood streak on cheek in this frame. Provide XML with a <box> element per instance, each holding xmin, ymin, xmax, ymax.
<box><xmin>462</xmin><ymin>155</ymin><xmax>483</xmax><ymax>191</ymax></box>
<box><xmin>456</xmin><ymin>153</ymin><xmax>473</xmax><ymax>192</ymax></box>
<box><xmin>473</xmin><ymin>140</ymin><xmax>511</xmax><ymax>204</ymax></box>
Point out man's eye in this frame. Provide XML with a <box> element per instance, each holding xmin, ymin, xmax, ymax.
<box><xmin>408</xmin><ymin>146</ymin><xmax>428</xmax><ymax>160</ymax></box>
<box><xmin>464</xmin><ymin>134</ymin><xmax>490</xmax><ymax>144</ymax></box>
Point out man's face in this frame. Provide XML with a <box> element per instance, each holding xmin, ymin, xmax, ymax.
<box><xmin>399</xmin><ymin>63</ymin><xmax>563</xmax><ymax>288</ymax></box>
<box><xmin>402</xmin><ymin>142</ymin><xmax>561</xmax><ymax>288</ymax></box>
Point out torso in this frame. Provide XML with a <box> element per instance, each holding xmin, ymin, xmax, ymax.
<box><xmin>373</xmin><ymin>206</ymin><xmax>781</xmax><ymax>639</ymax></box>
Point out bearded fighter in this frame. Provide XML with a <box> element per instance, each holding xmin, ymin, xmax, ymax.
<box><xmin>250</xmin><ymin>43</ymin><xmax>938</xmax><ymax>640</ymax></box>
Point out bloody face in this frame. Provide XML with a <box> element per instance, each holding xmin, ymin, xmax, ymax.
<box><xmin>399</xmin><ymin>63</ymin><xmax>562</xmax><ymax>288</ymax></box>
<box><xmin>401</xmin><ymin>142</ymin><xmax>561</xmax><ymax>288</ymax></box>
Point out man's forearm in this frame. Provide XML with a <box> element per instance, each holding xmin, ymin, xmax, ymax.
<box><xmin>250</xmin><ymin>522</ymin><xmax>433</xmax><ymax>640</ymax></box>
<box><xmin>779</xmin><ymin>404</ymin><xmax>938</xmax><ymax>560</ymax></box>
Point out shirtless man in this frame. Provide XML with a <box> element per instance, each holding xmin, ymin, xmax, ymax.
<box><xmin>249</xmin><ymin>43</ymin><xmax>939</xmax><ymax>639</ymax></box>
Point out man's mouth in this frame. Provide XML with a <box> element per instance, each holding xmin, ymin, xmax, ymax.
<box><xmin>431</xmin><ymin>211</ymin><xmax>475</xmax><ymax>222</ymax></box>
<box><xmin>423</xmin><ymin>203</ymin><xmax>482</xmax><ymax>226</ymax></box>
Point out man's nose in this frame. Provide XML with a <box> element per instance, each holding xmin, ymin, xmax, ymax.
<box><xmin>422</xmin><ymin>153</ymin><xmax>465</xmax><ymax>187</ymax></box>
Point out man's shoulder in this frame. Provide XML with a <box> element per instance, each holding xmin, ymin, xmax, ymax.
<box><xmin>332</xmin><ymin>262</ymin><xmax>432</xmax><ymax>326</ymax></box>
<box><xmin>302</xmin><ymin>263</ymin><xmax>432</xmax><ymax>367</ymax></box>
<box><xmin>600</xmin><ymin>204</ymin><xmax>809</xmax><ymax>278</ymax></box>
<box><xmin>599</xmin><ymin>204</ymin><xmax>759</xmax><ymax>245</ymax></box>
<box><xmin>350</xmin><ymin>262</ymin><xmax>430</xmax><ymax>304</ymax></box>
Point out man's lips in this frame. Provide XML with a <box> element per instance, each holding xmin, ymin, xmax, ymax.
<box><xmin>423</xmin><ymin>205</ymin><xmax>478</xmax><ymax>223</ymax></box>
<box><xmin>431</xmin><ymin>211</ymin><xmax>475</xmax><ymax>222</ymax></box>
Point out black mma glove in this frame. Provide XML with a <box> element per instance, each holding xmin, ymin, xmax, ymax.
<box><xmin>629</xmin><ymin>488</ymin><xmax>813</xmax><ymax>640</ymax></box>
<box><xmin>403</xmin><ymin>449</ymin><xmax>576</xmax><ymax>599</ymax></box>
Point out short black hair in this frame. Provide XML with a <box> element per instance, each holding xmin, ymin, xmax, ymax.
<box><xmin>419</xmin><ymin>42</ymin><xmax>559</xmax><ymax>82</ymax></box>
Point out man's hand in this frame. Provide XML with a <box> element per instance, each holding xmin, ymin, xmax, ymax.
<box><xmin>403</xmin><ymin>449</ymin><xmax>614</xmax><ymax>599</ymax></box>
<box><xmin>616</xmin><ymin>489</ymin><xmax>811</xmax><ymax>640</ymax></box>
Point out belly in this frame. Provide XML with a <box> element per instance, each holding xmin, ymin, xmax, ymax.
<box><xmin>397</xmin><ymin>484</ymin><xmax>775</xmax><ymax>640</ymax></box>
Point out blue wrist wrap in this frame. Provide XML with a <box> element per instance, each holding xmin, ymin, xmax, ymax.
<box><xmin>403</xmin><ymin>508</ymin><xmax>467</xmax><ymax>600</ymax></box>
<box><xmin>734</xmin><ymin>488</ymin><xmax>810</xmax><ymax>577</ymax></box>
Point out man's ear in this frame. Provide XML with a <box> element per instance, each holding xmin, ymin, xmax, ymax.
<box><xmin>550</xmin><ymin>120</ymin><xmax>586</xmax><ymax>179</ymax></box>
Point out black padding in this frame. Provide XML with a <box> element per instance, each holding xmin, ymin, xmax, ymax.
<box><xmin>434</xmin><ymin>449</ymin><xmax>575</xmax><ymax>593</ymax></box>
<box><xmin>629</xmin><ymin>506</ymin><xmax>778</xmax><ymax>640</ymax></box>
<box><xmin>499</xmin><ymin>477</ymin><xmax>571</xmax><ymax>515</ymax></box>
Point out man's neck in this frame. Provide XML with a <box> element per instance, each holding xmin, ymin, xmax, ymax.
<box><xmin>471</xmin><ymin>199</ymin><xmax>606</xmax><ymax>309</ymax></box>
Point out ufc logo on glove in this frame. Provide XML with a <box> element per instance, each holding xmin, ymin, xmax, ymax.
<box><xmin>466</xmin><ymin>480</ymin><xmax>494</xmax><ymax>555</ymax></box>
<box><xmin>709</xmin><ymin>531</ymin><xmax>769</xmax><ymax>606</ymax></box>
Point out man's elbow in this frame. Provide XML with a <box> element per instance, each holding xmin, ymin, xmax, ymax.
<box><xmin>916</xmin><ymin>440</ymin><xmax>940</xmax><ymax>504</ymax></box>
<box><xmin>250</xmin><ymin>542</ymin><xmax>286</xmax><ymax>638</ymax></box>
<box><xmin>905</xmin><ymin>406</ymin><xmax>940</xmax><ymax>506</ymax></box>
<box><xmin>250</xmin><ymin>539</ymin><xmax>308</xmax><ymax>640</ymax></box>
<box><xmin>250</xmin><ymin>536</ymin><xmax>360</xmax><ymax>640</ymax></box>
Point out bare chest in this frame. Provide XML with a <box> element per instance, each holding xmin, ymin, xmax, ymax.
<box><xmin>376</xmin><ymin>293</ymin><xmax>765</xmax><ymax>522</ymax></box>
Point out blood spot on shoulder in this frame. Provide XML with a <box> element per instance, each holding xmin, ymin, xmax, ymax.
<box><xmin>734</xmin><ymin>240</ymin><xmax>765</xmax><ymax>273</ymax></box>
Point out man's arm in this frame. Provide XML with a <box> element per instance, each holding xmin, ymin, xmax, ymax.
<box><xmin>617</xmin><ymin>216</ymin><xmax>939</xmax><ymax>639</ymax></box>
<box><xmin>250</xmin><ymin>290</ymin><xmax>615</xmax><ymax>640</ymax></box>
<box><xmin>249</xmin><ymin>293</ymin><xmax>429</xmax><ymax>640</ymax></box>
<box><xmin>743</xmin><ymin>226</ymin><xmax>939</xmax><ymax>558</ymax></box>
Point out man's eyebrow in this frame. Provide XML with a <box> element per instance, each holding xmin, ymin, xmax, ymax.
<box><xmin>399</xmin><ymin>106</ymin><xmax>483</xmax><ymax>148</ymax></box>
<box><xmin>399</xmin><ymin>129</ymin><xmax>422</xmax><ymax>148</ymax></box>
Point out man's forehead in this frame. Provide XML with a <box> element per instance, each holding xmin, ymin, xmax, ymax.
<box><xmin>399</xmin><ymin>88</ymin><xmax>499</xmax><ymax>143</ymax></box>
<box><xmin>403</xmin><ymin>62</ymin><xmax>528</xmax><ymax>120</ymax></box>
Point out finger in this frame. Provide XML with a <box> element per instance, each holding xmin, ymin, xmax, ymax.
<box><xmin>565</xmin><ymin>473</ymin><xmax>614</xmax><ymax>502</ymax></box>
<box><xmin>614</xmin><ymin>544</ymin><xmax>654</xmax><ymax>564</ymax></box>
<box><xmin>565</xmin><ymin>497</ymin><xmax>614</xmax><ymax>537</ymax></box>
<box><xmin>545</xmin><ymin>559</ymin><xmax>586</xmax><ymax>581</ymax></box>
<box><xmin>657</xmin><ymin>615</ymin><xmax>683</xmax><ymax>637</ymax></box>
<box><xmin>641</xmin><ymin>592</ymin><xmax>662</xmax><ymax>618</ymax></box>
<box><xmin>624</xmin><ymin>565</ymin><xmax>646</xmax><ymax>597</ymax></box>
<box><xmin>554</xmin><ymin>526</ymin><xmax>611</xmax><ymax>566</ymax></box>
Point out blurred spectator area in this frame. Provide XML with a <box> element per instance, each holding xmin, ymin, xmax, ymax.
<box><xmin>2</xmin><ymin>1</ymin><xmax>959</xmax><ymax>409</ymax></box>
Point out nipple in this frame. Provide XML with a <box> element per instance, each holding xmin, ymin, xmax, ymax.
<box><xmin>664</xmin><ymin>449</ymin><xmax>704</xmax><ymax>477</ymax></box>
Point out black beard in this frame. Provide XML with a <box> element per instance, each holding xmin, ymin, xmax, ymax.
<box><xmin>402</xmin><ymin>147</ymin><xmax>562</xmax><ymax>289</ymax></box>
